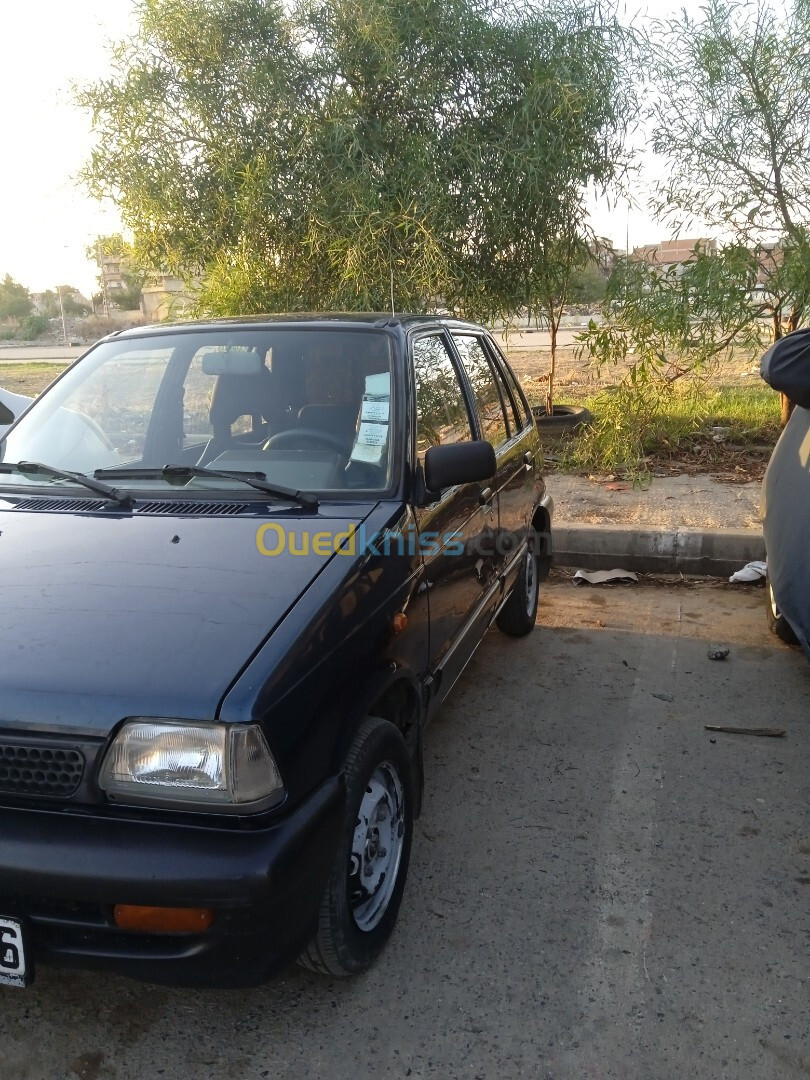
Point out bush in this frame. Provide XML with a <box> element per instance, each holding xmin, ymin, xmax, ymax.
<box><xmin>17</xmin><ymin>314</ymin><xmax>50</xmax><ymax>340</ymax></box>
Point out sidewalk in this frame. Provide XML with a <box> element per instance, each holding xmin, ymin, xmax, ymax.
<box><xmin>547</xmin><ymin>472</ymin><xmax>765</xmax><ymax>576</ymax></box>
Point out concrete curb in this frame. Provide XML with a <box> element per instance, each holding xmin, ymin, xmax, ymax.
<box><xmin>553</xmin><ymin>523</ymin><xmax>765</xmax><ymax>578</ymax></box>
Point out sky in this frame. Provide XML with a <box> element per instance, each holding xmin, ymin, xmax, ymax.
<box><xmin>0</xmin><ymin>0</ymin><xmax>708</xmax><ymax>299</ymax></box>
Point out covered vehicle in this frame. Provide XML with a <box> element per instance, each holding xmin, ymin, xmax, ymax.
<box><xmin>0</xmin><ymin>387</ymin><xmax>32</xmax><ymax>437</ymax></box>
<box><xmin>760</xmin><ymin>328</ymin><xmax>810</xmax><ymax>652</ymax></box>
<box><xmin>0</xmin><ymin>314</ymin><xmax>552</xmax><ymax>988</ymax></box>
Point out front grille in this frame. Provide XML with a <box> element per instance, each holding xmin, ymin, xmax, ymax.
<box><xmin>0</xmin><ymin>743</ymin><xmax>85</xmax><ymax>798</ymax></box>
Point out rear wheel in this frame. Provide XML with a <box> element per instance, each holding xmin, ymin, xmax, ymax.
<box><xmin>299</xmin><ymin>717</ymin><xmax>413</xmax><ymax>976</ymax></box>
<box><xmin>496</xmin><ymin>532</ymin><xmax>539</xmax><ymax>637</ymax></box>
<box><xmin>766</xmin><ymin>578</ymin><xmax>800</xmax><ymax>646</ymax></box>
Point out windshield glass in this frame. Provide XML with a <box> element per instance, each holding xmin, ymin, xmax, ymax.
<box><xmin>1</xmin><ymin>328</ymin><xmax>395</xmax><ymax>497</ymax></box>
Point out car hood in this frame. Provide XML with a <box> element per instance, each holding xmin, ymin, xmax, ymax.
<box><xmin>0</xmin><ymin>501</ymin><xmax>373</xmax><ymax>735</ymax></box>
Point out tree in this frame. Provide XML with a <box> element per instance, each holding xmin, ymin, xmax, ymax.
<box><xmin>0</xmin><ymin>275</ymin><xmax>32</xmax><ymax>321</ymax></box>
<box><xmin>590</xmin><ymin>0</ymin><xmax>810</xmax><ymax>425</ymax></box>
<box><xmin>77</xmin><ymin>0</ymin><xmax>634</xmax><ymax>321</ymax></box>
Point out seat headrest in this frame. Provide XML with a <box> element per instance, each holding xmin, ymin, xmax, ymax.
<box><xmin>209</xmin><ymin>368</ymin><xmax>275</xmax><ymax>432</ymax></box>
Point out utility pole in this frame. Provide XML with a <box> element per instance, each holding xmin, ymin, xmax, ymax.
<box><xmin>96</xmin><ymin>238</ymin><xmax>110</xmax><ymax>318</ymax></box>
<box><xmin>56</xmin><ymin>285</ymin><xmax>68</xmax><ymax>344</ymax></box>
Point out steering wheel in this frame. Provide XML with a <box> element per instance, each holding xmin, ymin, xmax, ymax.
<box><xmin>265</xmin><ymin>427</ymin><xmax>348</xmax><ymax>455</ymax></box>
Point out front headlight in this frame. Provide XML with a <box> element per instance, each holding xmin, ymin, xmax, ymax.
<box><xmin>99</xmin><ymin>720</ymin><xmax>284</xmax><ymax>811</ymax></box>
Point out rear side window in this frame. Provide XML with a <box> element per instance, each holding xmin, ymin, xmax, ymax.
<box><xmin>452</xmin><ymin>334</ymin><xmax>511</xmax><ymax>446</ymax></box>
<box><xmin>488</xmin><ymin>341</ymin><xmax>532</xmax><ymax>429</ymax></box>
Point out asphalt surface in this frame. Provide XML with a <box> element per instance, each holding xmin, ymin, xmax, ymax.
<box><xmin>1</xmin><ymin>581</ymin><xmax>808</xmax><ymax>1080</ymax></box>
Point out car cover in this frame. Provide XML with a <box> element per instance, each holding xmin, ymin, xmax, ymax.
<box><xmin>0</xmin><ymin>386</ymin><xmax>33</xmax><ymax>436</ymax></box>
<box><xmin>760</xmin><ymin>328</ymin><xmax>810</xmax><ymax>407</ymax></box>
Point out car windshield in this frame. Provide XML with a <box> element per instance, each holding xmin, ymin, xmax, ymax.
<box><xmin>0</xmin><ymin>327</ymin><xmax>395</xmax><ymax>498</ymax></box>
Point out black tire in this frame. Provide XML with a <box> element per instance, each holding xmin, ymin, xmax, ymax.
<box><xmin>299</xmin><ymin>717</ymin><xmax>413</xmax><ymax>976</ymax></box>
<box><xmin>766</xmin><ymin>578</ymin><xmax>800</xmax><ymax>646</ymax></box>
<box><xmin>496</xmin><ymin>533</ymin><xmax>539</xmax><ymax>637</ymax></box>
<box><xmin>532</xmin><ymin>404</ymin><xmax>593</xmax><ymax>437</ymax></box>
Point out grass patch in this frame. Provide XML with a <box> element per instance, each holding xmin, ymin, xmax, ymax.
<box><xmin>0</xmin><ymin>364</ymin><xmax>69</xmax><ymax>397</ymax></box>
<box><xmin>552</xmin><ymin>383</ymin><xmax>781</xmax><ymax>475</ymax></box>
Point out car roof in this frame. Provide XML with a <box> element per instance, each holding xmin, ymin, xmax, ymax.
<box><xmin>108</xmin><ymin>312</ymin><xmax>488</xmax><ymax>341</ymax></box>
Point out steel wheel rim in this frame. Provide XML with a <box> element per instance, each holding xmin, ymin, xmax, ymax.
<box><xmin>349</xmin><ymin>761</ymin><xmax>405</xmax><ymax>932</ymax></box>
<box><xmin>524</xmin><ymin>548</ymin><xmax>538</xmax><ymax>617</ymax></box>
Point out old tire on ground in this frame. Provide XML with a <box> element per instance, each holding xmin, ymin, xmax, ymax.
<box><xmin>532</xmin><ymin>404</ymin><xmax>592</xmax><ymax>437</ymax></box>
<box><xmin>766</xmin><ymin>578</ymin><xmax>800</xmax><ymax>646</ymax></box>
<box><xmin>299</xmin><ymin>716</ymin><xmax>413</xmax><ymax>976</ymax></box>
<box><xmin>497</xmin><ymin>532</ymin><xmax>539</xmax><ymax>637</ymax></box>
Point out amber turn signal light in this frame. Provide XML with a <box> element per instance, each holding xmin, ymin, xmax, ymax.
<box><xmin>113</xmin><ymin>904</ymin><xmax>215</xmax><ymax>933</ymax></box>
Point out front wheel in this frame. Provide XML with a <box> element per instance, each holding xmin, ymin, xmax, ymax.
<box><xmin>496</xmin><ymin>533</ymin><xmax>539</xmax><ymax>637</ymax></box>
<box><xmin>299</xmin><ymin>717</ymin><xmax>413</xmax><ymax>976</ymax></box>
<box><xmin>766</xmin><ymin>578</ymin><xmax>800</xmax><ymax>646</ymax></box>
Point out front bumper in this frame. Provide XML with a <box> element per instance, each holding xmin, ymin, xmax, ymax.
<box><xmin>0</xmin><ymin>777</ymin><xmax>344</xmax><ymax>988</ymax></box>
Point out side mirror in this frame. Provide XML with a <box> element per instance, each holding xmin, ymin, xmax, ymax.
<box><xmin>424</xmin><ymin>440</ymin><xmax>496</xmax><ymax>492</ymax></box>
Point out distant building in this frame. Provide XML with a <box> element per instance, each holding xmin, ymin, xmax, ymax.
<box><xmin>100</xmin><ymin>254</ymin><xmax>127</xmax><ymax>297</ymax></box>
<box><xmin>632</xmin><ymin>237</ymin><xmax>717</xmax><ymax>274</ymax></box>
<box><xmin>140</xmin><ymin>274</ymin><xmax>196</xmax><ymax>321</ymax></box>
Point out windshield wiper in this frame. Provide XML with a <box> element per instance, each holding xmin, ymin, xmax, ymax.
<box><xmin>0</xmin><ymin>461</ymin><xmax>133</xmax><ymax>508</ymax></box>
<box><xmin>94</xmin><ymin>465</ymin><xmax>319</xmax><ymax>510</ymax></box>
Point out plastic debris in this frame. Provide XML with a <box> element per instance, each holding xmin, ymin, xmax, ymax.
<box><xmin>652</xmin><ymin>692</ymin><xmax>674</xmax><ymax>702</ymax></box>
<box><xmin>707</xmin><ymin>647</ymin><xmax>730</xmax><ymax>661</ymax></box>
<box><xmin>729</xmin><ymin>560</ymin><xmax>767</xmax><ymax>584</ymax></box>
<box><xmin>573</xmin><ymin>568</ymin><xmax>638</xmax><ymax>585</ymax></box>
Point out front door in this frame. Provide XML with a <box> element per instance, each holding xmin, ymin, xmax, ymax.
<box><xmin>410</xmin><ymin>332</ymin><xmax>499</xmax><ymax>698</ymax></box>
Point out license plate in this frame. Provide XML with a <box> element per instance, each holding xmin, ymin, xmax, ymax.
<box><xmin>0</xmin><ymin>918</ymin><xmax>29</xmax><ymax>988</ymax></box>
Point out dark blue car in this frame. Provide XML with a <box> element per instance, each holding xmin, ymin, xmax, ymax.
<box><xmin>0</xmin><ymin>314</ymin><xmax>552</xmax><ymax>987</ymax></box>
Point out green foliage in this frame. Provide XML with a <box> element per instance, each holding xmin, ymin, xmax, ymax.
<box><xmin>649</xmin><ymin>0</ymin><xmax>810</xmax><ymax>247</ymax></box>
<box><xmin>558</xmin><ymin>383</ymin><xmax>781</xmax><ymax>474</ymax></box>
<box><xmin>77</xmin><ymin>0</ymin><xmax>635</xmax><ymax>318</ymax></box>
<box><xmin>569</xmin><ymin>262</ymin><xmax>608</xmax><ymax>305</ymax></box>
<box><xmin>17</xmin><ymin>314</ymin><xmax>50</xmax><ymax>340</ymax></box>
<box><xmin>642</xmin><ymin>0</ymin><xmax>810</xmax><ymax>343</ymax></box>
<box><xmin>582</xmin><ymin>244</ymin><xmax>767</xmax><ymax>384</ymax></box>
<box><xmin>0</xmin><ymin>274</ymin><xmax>32</xmax><ymax>321</ymax></box>
<box><xmin>571</xmin><ymin>0</ymin><xmax>810</xmax><ymax>469</ymax></box>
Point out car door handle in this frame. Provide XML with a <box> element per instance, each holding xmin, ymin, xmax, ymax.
<box><xmin>523</xmin><ymin>451</ymin><xmax>534</xmax><ymax>470</ymax></box>
<box><xmin>479</xmin><ymin>486</ymin><xmax>493</xmax><ymax>506</ymax></box>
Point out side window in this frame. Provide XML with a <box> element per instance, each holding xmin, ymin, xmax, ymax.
<box><xmin>452</xmin><ymin>334</ymin><xmax>510</xmax><ymax>447</ymax></box>
<box><xmin>412</xmin><ymin>335</ymin><xmax>474</xmax><ymax>462</ymax></box>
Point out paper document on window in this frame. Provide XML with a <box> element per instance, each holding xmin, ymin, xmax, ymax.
<box><xmin>351</xmin><ymin>373</ymin><xmax>390</xmax><ymax>464</ymax></box>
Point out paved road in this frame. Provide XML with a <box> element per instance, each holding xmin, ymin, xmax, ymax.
<box><xmin>0</xmin><ymin>346</ymin><xmax>84</xmax><ymax>364</ymax></box>
<box><xmin>1</xmin><ymin>581</ymin><xmax>808</xmax><ymax>1080</ymax></box>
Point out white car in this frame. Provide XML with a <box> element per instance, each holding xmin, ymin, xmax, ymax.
<box><xmin>0</xmin><ymin>387</ymin><xmax>33</xmax><ymax>438</ymax></box>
